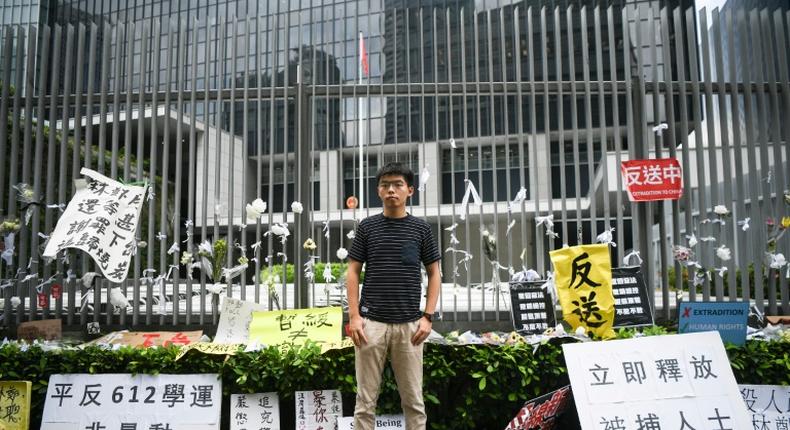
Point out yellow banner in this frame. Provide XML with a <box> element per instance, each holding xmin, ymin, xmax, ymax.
<box><xmin>175</xmin><ymin>342</ymin><xmax>243</xmax><ymax>361</ymax></box>
<box><xmin>0</xmin><ymin>381</ymin><xmax>32</xmax><ymax>430</ymax></box>
<box><xmin>248</xmin><ymin>307</ymin><xmax>342</xmax><ymax>352</ymax></box>
<box><xmin>549</xmin><ymin>244</ymin><xmax>616</xmax><ymax>339</ymax></box>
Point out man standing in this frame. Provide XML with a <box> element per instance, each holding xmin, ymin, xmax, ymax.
<box><xmin>347</xmin><ymin>162</ymin><xmax>442</xmax><ymax>430</ymax></box>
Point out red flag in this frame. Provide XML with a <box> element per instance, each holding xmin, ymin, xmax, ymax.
<box><xmin>360</xmin><ymin>32</ymin><xmax>369</xmax><ymax>77</ymax></box>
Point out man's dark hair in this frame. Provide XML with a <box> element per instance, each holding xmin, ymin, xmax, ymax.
<box><xmin>376</xmin><ymin>162</ymin><xmax>415</xmax><ymax>187</ymax></box>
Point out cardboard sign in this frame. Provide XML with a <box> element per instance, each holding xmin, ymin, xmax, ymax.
<box><xmin>504</xmin><ymin>386</ymin><xmax>575</xmax><ymax>430</ymax></box>
<box><xmin>550</xmin><ymin>244</ymin><xmax>615</xmax><ymax>339</ymax></box>
<box><xmin>248</xmin><ymin>307</ymin><xmax>342</xmax><ymax>351</ymax></box>
<box><xmin>214</xmin><ymin>297</ymin><xmax>268</xmax><ymax>344</ymax></box>
<box><xmin>678</xmin><ymin>301</ymin><xmax>749</xmax><ymax>346</ymax></box>
<box><xmin>338</xmin><ymin>414</ymin><xmax>405</xmax><ymax>429</ymax></box>
<box><xmin>563</xmin><ymin>332</ymin><xmax>750</xmax><ymax>430</ymax></box>
<box><xmin>17</xmin><ymin>319</ymin><xmax>62</xmax><ymax>341</ymax></box>
<box><xmin>295</xmin><ymin>390</ymin><xmax>343</xmax><ymax>430</ymax></box>
<box><xmin>611</xmin><ymin>267</ymin><xmax>653</xmax><ymax>327</ymax></box>
<box><xmin>621</xmin><ymin>158</ymin><xmax>683</xmax><ymax>202</ymax></box>
<box><xmin>175</xmin><ymin>342</ymin><xmax>243</xmax><ymax>361</ymax></box>
<box><xmin>43</xmin><ymin>168</ymin><xmax>147</xmax><ymax>283</ymax></box>
<box><xmin>0</xmin><ymin>381</ymin><xmax>32</xmax><ymax>430</ymax></box>
<box><xmin>83</xmin><ymin>330</ymin><xmax>203</xmax><ymax>348</ymax></box>
<box><xmin>230</xmin><ymin>393</ymin><xmax>280</xmax><ymax>430</ymax></box>
<box><xmin>509</xmin><ymin>281</ymin><xmax>556</xmax><ymax>334</ymax></box>
<box><xmin>739</xmin><ymin>384</ymin><xmax>790</xmax><ymax>426</ymax></box>
<box><xmin>42</xmin><ymin>373</ymin><xmax>221</xmax><ymax>430</ymax></box>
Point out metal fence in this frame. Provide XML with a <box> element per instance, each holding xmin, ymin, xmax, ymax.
<box><xmin>0</xmin><ymin>2</ymin><xmax>788</xmax><ymax>331</ymax></box>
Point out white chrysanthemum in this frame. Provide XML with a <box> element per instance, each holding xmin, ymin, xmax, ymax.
<box><xmin>769</xmin><ymin>253</ymin><xmax>787</xmax><ymax>269</ymax></box>
<box><xmin>713</xmin><ymin>205</ymin><xmax>730</xmax><ymax>216</ymax></box>
<box><xmin>716</xmin><ymin>245</ymin><xmax>732</xmax><ymax>261</ymax></box>
<box><xmin>336</xmin><ymin>247</ymin><xmax>348</xmax><ymax>260</ymax></box>
<box><xmin>10</xmin><ymin>296</ymin><xmax>21</xmax><ymax>307</ymax></box>
<box><xmin>180</xmin><ymin>252</ymin><xmax>193</xmax><ymax>266</ymax></box>
<box><xmin>346</xmin><ymin>229</ymin><xmax>356</xmax><ymax>239</ymax></box>
<box><xmin>246</xmin><ymin>198</ymin><xmax>267</xmax><ymax>220</ymax></box>
<box><xmin>291</xmin><ymin>201</ymin><xmax>304</xmax><ymax>214</ymax></box>
<box><xmin>109</xmin><ymin>287</ymin><xmax>130</xmax><ymax>309</ymax></box>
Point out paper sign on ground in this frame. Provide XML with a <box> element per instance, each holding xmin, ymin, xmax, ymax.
<box><xmin>42</xmin><ymin>373</ymin><xmax>221</xmax><ymax>430</ymax></box>
<box><xmin>621</xmin><ymin>158</ymin><xmax>683</xmax><ymax>202</ymax></box>
<box><xmin>0</xmin><ymin>381</ymin><xmax>32</xmax><ymax>430</ymax></box>
<box><xmin>17</xmin><ymin>319</ymin><xmax>62</xmax><ymax>341</ymax></box>
<box><xmin>739</xmin><ymin>384</ymin><xmax>790</xmax><ymax>428</ymax></box>
<box><xmin>295</xmin><ymin>389</ymin><xmax>342</xmax><ymax>430</ymax></box>
<box><xmin>214</xmin><ymin>297</ymin><xmax>269</xmax><ymax>344</ymax></box>
<box><xmin>248</xmin><ymin>307</ymin><xmax>342</xmax><ymax>351</ymax></box>
<box><xmin>338</xmin><ymin>414</ymin><xmax>405</xmax><ymax>429</ymax></box>
<box><xmin>83</xmin><ymin>330</ymin><xmax>203</xmax><ymax>348</ymax></box>
<box><xmin>678</xmin><ymin>301</ymin><xmax>749</xmax><ymax>346</ymax></box>
<box><xmin>549</xmin><ymin>244</ymin><xmax>615</xmax><ymax>339</ymax></box>
<box><xmin>504</xmin><ymin>385</ymin><xmax>575</xmax><ymax>430</ymax></box>
<box><xmin>563</xmin><ymin>331</ymin><xmax>750</xmax><ymax>430</ymax></box>
<box><xmin>230</xmin><ymin>392</ymin><xmax>280</xmax><ymax>430</ymax></box>
<box><xmin>43</xmin><ymin>168</ymin><xmax>147</xmax><ymax>283</ymax></box>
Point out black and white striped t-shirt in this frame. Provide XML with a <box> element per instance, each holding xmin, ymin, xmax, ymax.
<box><xmin>348</xmin><ymin>213</ymin><xmax>441</xmax><ymax>323</ymax></box>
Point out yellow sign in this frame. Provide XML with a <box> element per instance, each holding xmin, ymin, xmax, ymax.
<box><xmin>175</xmin><ymin>342</ymin><xmax>243</xmax><ymax>361</ymax></box>
<box><xmin>0</xmin><ymin>381</ymin><xmax>31</xmax><ymax>430</ymax></box>
<box><xmin>550</xmin><ymin>244</ymin><xmax>616</xmax><ymax>339</ymax></box>
<box><xmin>248</xmin><ymin>307</ymin><xmax>342</xmax><ymax>352</ymax></box>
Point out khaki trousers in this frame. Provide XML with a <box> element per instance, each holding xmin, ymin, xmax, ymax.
<box><xmin>353</xmin><ymin>318</ymin><xmax>426</xmax><ymax>430</ymax></box>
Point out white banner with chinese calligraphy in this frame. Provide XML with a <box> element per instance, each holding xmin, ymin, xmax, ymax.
<box><xmin>620</xmin><ymin>158</ymin><xmax>683</xmax><ymax>202</ymax></box>
<box><xmin>41</xmin><ymin>374</ymin><xmax>221</xmax><ymax>430</ymax></box>
<box><xmin>43</xmin><ymin>168</ymin><xmax>147</xmax><ymax>283</ymax></box>
<box><xmin>295</xmin><ymin>390</ymin><xmax>343</xmax><ymax>430</ymax></box>
<box><xmin>230</xmin><ymin>393</ymin><xmax>280</xmax><ymax>430</ymax></box>
<box><xmin>738</xmin><ymin>384</ymin><xmax>790</xmax><ymax>428</ymax></box>
<box><xmin>549</xmin><ymin>244</ymin><xmax>615</xmax><ymax>339</ymax></box>
<box><xmin>248</xmin><ymin>307</ymin><xmax>343</xmax><ymax>351</ymax></box>
<box><xmin>563</xmin><ymin>331</ymin><xmax>750</xmax><ymax>430</ymax></box>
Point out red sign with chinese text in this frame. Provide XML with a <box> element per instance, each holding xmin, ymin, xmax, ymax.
<box><xmin>621</xmin><ymin>158</ymin><xmax>683</xmax><ymax>202</ymax></box>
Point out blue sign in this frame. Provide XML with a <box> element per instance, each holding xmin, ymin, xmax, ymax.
<box><xmin>678</xmin><ymin>301</ymin><xmax>749</xmax><ymax>346</ymax></box>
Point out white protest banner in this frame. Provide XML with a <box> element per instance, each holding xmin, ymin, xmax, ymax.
<box><xmin>295</xmin><ymin>389</ymin><xmax>343</xmax><ymax>430</ymax></box>
<box><xmin>563</xmin><ymin>331</ymin><xmax>750</xmax><ymax>429</ymax></box>
<box><xmin>43</xmin><ymin>168</ymin><xmax>147</xmax><ymax>283</ymax></box>
<box><xmin>230</xmin><ymin>392</ymin><xmax>280</xmax><ymax>430</ymax></box>
<box><xmin>214</xmin><ymin>297</ymin><xmax>268</xmax><ymax>344</ymax></box>
<box><xmin>42</xmin><ymin>373</ymin><xmax>221</xmax><ymax>430</ymax></box>
<box><xmin>338</xmin><ymin>414</ymin><xmax>405</xmax><ymax>429</ymax></box>
<box><xmin>739</xmin><ymin>384</ymin><xmax>790</xmax><ymax>427</ymax></box>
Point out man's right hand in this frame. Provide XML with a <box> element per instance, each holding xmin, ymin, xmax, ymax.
<box><xmin>349</xmin><ymin>315</ymin><xmax>368</xmax><ymax>347</ymax></box>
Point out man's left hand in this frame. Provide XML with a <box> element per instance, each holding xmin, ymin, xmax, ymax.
<box><xmin>411</xmin><ymin>316</ymin><xmax>432</xmax><ymax>345</ymax></box>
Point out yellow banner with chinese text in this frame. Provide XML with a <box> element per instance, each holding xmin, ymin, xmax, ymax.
<box><xmin>0</xmin><ymin>381</ymin><xmax>32</xmax><ymax>430</ymax></box>
<box><xmin>248</xmin><ymin>307</ymin><xmax>343</xmax><ymax>352</ymax></box>
<box><xmin>550</xmin><ymin>244</ymin><xmax>616</xmax><ymax>339</ymax></box>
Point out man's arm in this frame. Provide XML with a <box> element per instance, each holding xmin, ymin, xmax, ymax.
<box><xmin>412</xmin><ymin>260</ymin><xmax>441</xmax><ymax>345</ymax></box>
<box><xmin>346</xmin><ymin>258</ymin><xmax>368</xmax><ymax>347</ymax></box>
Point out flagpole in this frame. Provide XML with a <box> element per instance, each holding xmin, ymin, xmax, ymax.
<box><xmin>358</xmin><ymin>31</ymin><xmax>365</xmax><ymax>212</ymax></box>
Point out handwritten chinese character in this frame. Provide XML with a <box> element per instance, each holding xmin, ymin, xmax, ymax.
<box><xmin>570</xmin><ymin>253</ymin><xmax>601</xmax><ymax>289</ymax></box>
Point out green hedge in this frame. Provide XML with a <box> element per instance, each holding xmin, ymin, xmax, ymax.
<box><xmin>1</xmin><ymin>338</ymin><xmax>788</xmax><ymax>430</ymax></box>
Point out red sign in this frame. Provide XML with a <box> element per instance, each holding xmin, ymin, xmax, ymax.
<box><xmin>621</xmin><ymin>158</ymin><xmax>683</xmax><ymax>202</ymax></box>
<box><xmin>50</xmin><ymin>283</ymin><xmax>62</xmax><ymax>299</ymax></box>
<box><xmin>37</xmin><ymin>292</ymin><xmax>49</xmax><ymax>308</ymax></box>
<box><xmin>504</xmin><ymin>385</ymin><xmax>574</xmax><ymax>430</ymax></box>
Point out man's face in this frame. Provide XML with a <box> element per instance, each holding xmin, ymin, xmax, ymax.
<box><xmin>377</xmin><ymin>174</ymin><xmax>414</xmax><ymax>208</ymax></box>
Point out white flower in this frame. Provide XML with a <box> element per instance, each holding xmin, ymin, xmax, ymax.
<box><xmin>197</xmin><ymin>240</ymin><xmax>213</xmax><ymax>257</ymax></box>
<box><xmin>109</xmin><ymin>287</ymin><xmax>130</xmax><ymax>309</ymax></box>
<box><xmin>10</xmin><ymin>296</ymin><xmax>21</xmax><ymax>307</ymax></box>
<box><xmin>716</xmin><ymin>245</ymin><xmax>732</xmax><ymax>261</ymax></box>
<box><xmin>180</xmin><ymin>252</ymin><xmax>193</xmax><ymax>266</ymax></box>
<box><xmin>769</xmin><ymin>253</ymin><xmax>787</xmax><ymax>269</ymax></box>
<box><xmin>246</xmin><ymin>198</ymin><xmax>267</xmax><ymax>220</ymax></box>
<box><xmin>713</xmin><ymin>205</ymin><xmax>730</xmax><ymax>216</ymax></box>
<box><xmin>291</xmin><ymin>201</ymin><xmax>303</xmax><ymax>214</ymax></box>
<box><xmin>686</xmin><ymin>233</ymin><xmax>698</xmax><ymax>248</ymax></box>
<box><xmin>303</xmin><ymin>238</ymin><xmax>317</xmax><ymax>251</ymax></box>
<box><xmin>346</xmin><ymin>229</ymin><xmax>356</xmax><ymax>239</ymax></box>
<box><xmin>336</xmin><ymin>247</ymin><xmax>348</xmax><ymax>260</ymax></box>
<box><xmin>574</xmin><ymin>326</ymin><xmax>588</xmax><ymax>337</ymax></box>
<box><xmin>268</xmin><ymin>224</ymin><xmax>290</xmax><ymax>243</ymax></box>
